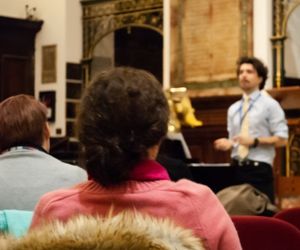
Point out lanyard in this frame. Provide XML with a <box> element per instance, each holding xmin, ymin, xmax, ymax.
<box><xmin>239</xmin><ymin>93</ymin><xmax>261</xmax><ymax>126</ymax></box>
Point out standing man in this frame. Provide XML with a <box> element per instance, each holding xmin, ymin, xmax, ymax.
<box><xmin>214</xmin><ymin>56</ymin><xmax>288</xmax><ymax>202</ymax></box>
<box><xmin>0</xmin><ymin>94</ymin><xmax>87</xmax><ymax>210</ymax></box>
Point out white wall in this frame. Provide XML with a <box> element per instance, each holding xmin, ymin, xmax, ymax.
<box><xmin>66</xmin><ymin>0</ymin><xmax>82</xmax><ymax>62</ymax></box>
<box><xmin>34</xmin><ymin>0</ymin><xmax>67</xmax><ymax>137</ymax></box>
<box><xmin>253</xmin><ymin>0</ymin><xmax>273</xmax><ymax>89</ymax></box>
<box><xmin>0</xmin><ymin>0</ymin><xmax>82</xmax><ymax>137</ymax></box>
<box><xmin>163</xmin><ymin>0</ymin><xmax>170</xmax><ymax>90</ymax></box>
<box><xmin>0</xmin><ymin>0</ymin><xmax>30</xmax><ymax>18</ymax></box>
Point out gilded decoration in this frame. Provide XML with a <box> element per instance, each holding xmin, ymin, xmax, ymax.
<box><xmin>271</xmin><ymin>0</ymin><xmax>300</xmax><ymax>176</ymax></box>
<box><xmin>287</xmin><ymin>132</ymin><xmax>300</xmax><ymax>176</ymax></box>
<box><xmin>81</xmin><ymin>0</ymin><xmax>162</xmax><ymax>85</ymax></box>
<box><xmin>41</xmin><ymin>45</ymin><xmax>57</xmax><ymax>83</ymax></box>
<box><xmin>271</xmin><ymin>0</ymin><xmax>300</xmax><ymax>88</ymax></box>
<box><xmin>81</xmin><ymin>0</ymin><xmax>162</xmax><ymax>59</ymax></box>
<box><xmin>286</xmin><ymin>120</ymin><xmax>300</xmax><ymax>177</ymax></box>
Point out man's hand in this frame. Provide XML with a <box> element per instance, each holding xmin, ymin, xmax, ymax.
<box><xmin>214</xmin><ymin>138</ymin><xmax>233</xmax><ymax>151</ymax></box>
<box><xmin>233</xmin><ymin>135</ymin><xmax>254</xmax><ymax>146</ymax></box>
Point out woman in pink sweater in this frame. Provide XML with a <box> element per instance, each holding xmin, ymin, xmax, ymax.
<box><xmin>30</xmin><ymin>67</ymin><xmax>241</xmax><ymax>250</ymax></box>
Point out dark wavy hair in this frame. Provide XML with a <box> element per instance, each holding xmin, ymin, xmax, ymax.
<box><xmin>77</xmin><ymin>67</ymin><xmax>169</xmax><ymax>186</ymax></box>
<box><xmin>237</xmin><ymin>56</ymin><xmax>268</xmax><ymax>90</ymax></box>
<box><xmin>0</xmin><ymin>94</ymin><xmax>48</xmax><ymax>152</ymax></box>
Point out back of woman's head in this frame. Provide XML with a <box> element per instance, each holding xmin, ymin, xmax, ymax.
<box><xmin>0</xmin><ymin>94</ymin><xmax>47</xmax><ymax>152</ymax></box>
<box><xmin>77</xmin><ymin>67</ymin><xmax>169</xmax><ymax>186</ymax></box>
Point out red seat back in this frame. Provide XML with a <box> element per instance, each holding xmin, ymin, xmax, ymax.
<box><xmin>231</xmin><ymin>215</ymin><xmax>300</xmax><ymax>250</ymax></box>
<box><xmin>274</xmin><ymin>207</ymin><xmax>300</xmax><ymax>231</ymax></box>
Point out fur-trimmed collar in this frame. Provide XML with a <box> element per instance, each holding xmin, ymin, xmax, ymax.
<box><xmin>0</xmin><ymin>211</ymin><xmax>205</xmax><ymax>250</ymax></box>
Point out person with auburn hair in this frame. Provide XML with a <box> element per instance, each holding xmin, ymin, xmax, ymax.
<box><xmin>30</xmin><ymin>67</ymin><xmax>241</xmax><ymax>250</ymax></box>
<box><xmin>0</xmin><ymin>95</ymin><xmax>87</xmax><ymax>210</ymax></box>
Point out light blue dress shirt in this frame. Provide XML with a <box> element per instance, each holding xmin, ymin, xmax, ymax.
<box><xmin>228</xmin><ymin>90</ymin><xmax>288</xmax><ymax>165</ymax></box>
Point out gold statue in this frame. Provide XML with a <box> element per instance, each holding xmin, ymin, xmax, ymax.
<box><xmin>165</xmin><ymin>90</ymin><xmax>181</xmax><ymax>133</ymax></box>
<box><xmin>165</xmin><ymin>87</ymin><xmax>202</xmax><ymax>132</ymax></box>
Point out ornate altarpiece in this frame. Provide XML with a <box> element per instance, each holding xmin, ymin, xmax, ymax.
<box><xmin>81</xmin><ymin>0</ymin><xmax>163</xmax><ymax>85</ymax></box>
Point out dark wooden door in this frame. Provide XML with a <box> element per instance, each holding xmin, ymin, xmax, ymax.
<box><xmin>0</xmin><ymin>16</ymin><xmax>43</xmax><ymax>101</ymax></box>
<box><xmin>1</xmin><ymin>55</ymin><xmax>33</xmax><ymax>99</ymax></box>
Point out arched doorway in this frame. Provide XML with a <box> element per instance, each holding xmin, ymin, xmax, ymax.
<box><xmin>81</xmin><ymin>0</ymin><xmax>163</xmax><ymax>85</ymax></box>
<box><xmin>115</xmin><ymin>27</ymin><xmax>162</xmax><ymax>82</ymax></box>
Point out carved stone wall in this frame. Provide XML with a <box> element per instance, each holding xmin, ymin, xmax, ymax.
<box><xmin>170</xmin><ymin>0</ymin><xmax>253</xmax><ymax>94</ymax></box>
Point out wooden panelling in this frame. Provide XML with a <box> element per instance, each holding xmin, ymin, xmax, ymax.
<box><xmin>0</xmin><ymin>16</ymin><xmax>43</xmax><ymax>101</ymax></box>
<box><xmin>182</xmin><ymin>125</ymin><xmax>230</xmax><ymax>163</ymax></box>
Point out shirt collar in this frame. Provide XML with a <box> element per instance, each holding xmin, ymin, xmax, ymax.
<box><xmin>1</xmin><ymin>144</ymin><xmax>48</xmax><ymax>155</ymax></box>
<box><xmin>243</xmin><ymin>89</ymin><xmax>260</xmax><ymax>101</ymax></box>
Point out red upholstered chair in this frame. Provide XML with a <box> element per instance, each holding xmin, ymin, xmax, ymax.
<box><xmin>274</xmin><ymin>207</ymin><xmax>300</xmax><ymax>231</ymax></box>
<box><xmin>231</xmin><ymin>215</ymin><xmax>300</xmax><ymax>250</ymax></box>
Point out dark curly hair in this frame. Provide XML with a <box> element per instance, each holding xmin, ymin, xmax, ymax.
<box><xmin>77</xmin><ymin>67</ymin><xmax>169</xmax><ymax>186</ymax></box>
<box><xmin>237</xmin><ymin>56</ymin><xmax>268</xmax><ymax>90</ymax></box>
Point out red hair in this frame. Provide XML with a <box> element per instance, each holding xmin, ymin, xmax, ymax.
<box><xmin>0</xmin><ymin>94</ymin><xmax>48</xmax><ymax>152</ymax></box>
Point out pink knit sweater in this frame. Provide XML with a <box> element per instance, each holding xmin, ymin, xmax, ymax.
<box><xmin>30</xmin><ymin>161</ymin><xmax>241</xmax><ymax>250</ymax></box>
